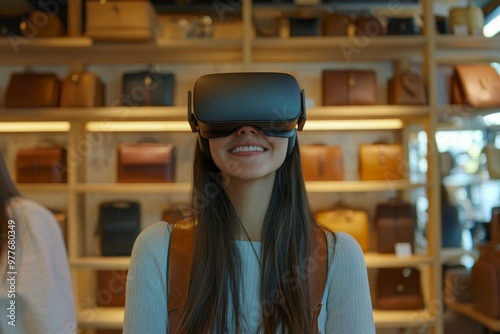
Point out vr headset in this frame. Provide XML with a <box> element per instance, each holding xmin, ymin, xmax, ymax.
<box><xmin>188</xmin><ymin>72</ymin><xmax>307</xmax><ymax>156</ymax></box>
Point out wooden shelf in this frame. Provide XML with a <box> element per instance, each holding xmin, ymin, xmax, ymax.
<box><xmin>70</xmin><ymin>257</ymin><xmax>130</xmax><ymax>270</ymax></box>
<box><xmin>440</xmin><ymin>248</ymin><xmax>478</xmax><ymax>264</ymax></box>
<box><xmin>435</xmin><ymin>36</ymin><xmax>500</xmax><ymax>64</ymax></box>
<box><xmin>73</xmin><ymin>183</ymin><xmax>191</xmax><ymax>194</ymax></box>
<box><xmin>17</xmin><ymin>184</ymin><xmax>68</xmax><ymax>192</ymax></box>
<box><xmin>373</xmin><ymin>309</ymin><xmax>435</xmax><ymax>328</ymax></box>
<box><xmin>364</xmin><ymin>253</ymin><xmax>433</xmax><ymax>268</ymax></box>
<box><xmin>446</xmin><ymin>302</ymin><xmax>500</xmax><ymax>332</ymax></box>
<box><xmin>78</xmin><ymin>307</ymin><xmax>124</xmax><ymax>329</ymax></box>
<box><xmin>307</xmin><ymin>105</ymin><xmax>430</xmax><ymax>121</ymax></box>
<box><xmin>305</xmin><ymin>180</ymin><xmax>427</xmax><ymax>193</ymax></box>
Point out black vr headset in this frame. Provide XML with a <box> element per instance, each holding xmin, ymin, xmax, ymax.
<box><xmin>188</xmin><ymin>72</ymin><xmax>307</xmax><ymax>157</ymax></box>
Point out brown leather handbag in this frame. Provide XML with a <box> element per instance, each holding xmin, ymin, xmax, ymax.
<box><xmin>376</xmin><ymin>267</ymin><xmax>424</xmax><ymax>310</ymax></box>
<box><xmin>117</xmin><ymin>143</ymin><xmax>176</xmax><ymax>183</ymax></box>
<box><xmin>471</xmin><ymin>243</ymin><xmax>500</xmax><ymax>318</ymax></box>
<box><xmin>300</xmin><ymin>144</ymin><xmax>344</xmax><ymax>181</ymax></box>
<box><xmin>375</xmin><ymin>201</ymin><xmax>415</xmax><ymax>253</ymax></box>
<box><xmin>60</xmin><ymin>71</ymin><xmax>105</xmax><ymax>107</ymax></box>
<box><xmin>451</xmin><ymin>64</ymin><xmax>500</xmax><ymax>107</ymax></box>
<box><xmin>388</xmin><ymin>70</ymin><xmax>427</xmax><ymax>105</ymax></box>
<box><xmin>95</xmin><ymin>270</ymin><xmax>128</xmax><ymax>334</ymax></box>
<box><xmin>5</xmin><ymin>72</ymin><xmax>61</xmax><ymax>108</ymax></box>
<box><xmin>16</xmin><ymin>146</ymin><xmax>67</xmax><ymax>183</ymax></box>
<box><xmin>355</xmin><ymin>14</ymin><xmax>386</xmax><ymax>37</ymax></box>
<box><xmin>21</xmin><ymin>11</ymin><xmax>65</xmax><ymax>37</ymax></box>
<box><xmin>322</xmin><ymin>70</ymin><xmax>377</xmax><ymax>106</ymax></box>
<box><xmin>491</xmin><ymin>207</ymin><xmax>500</xmax><ymax>243</ymax></box>
<box><xmin>322</xmin><ymin>13</ymin><xmax>351</xmax><ymax>36</ymax></box>
<box><xmin>359</xmin><ymin>143</ymin><xmax>405</xmax><ymax>181</ymax></box>
<box><xmin>315</xmin><ymin>207</ymin><xmax>370</xmax><ymax>252</ymax></box>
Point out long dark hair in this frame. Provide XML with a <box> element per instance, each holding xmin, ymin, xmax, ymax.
<box><xmin>177</xmin><ymin>139</ymin><xmax>322</xmax><ymax>333</ymax></box>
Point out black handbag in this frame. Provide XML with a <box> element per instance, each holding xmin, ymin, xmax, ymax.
<box><xmin>99</xmin><ymin>201</ymin><xmax>141</xmax><ymax>256</ymax></box>
<box><xmin>289</xmin><ymin>17</ymin><xmax>320</xmax><ymax>37</ymax></box>
<box><xmin>387</xmin><ymin>17</ymin><xmax>419</xmax><ymax>35</ymax></box>
<box><xmin>122</xmin><ymin>70</ymin><xmax>175</xmax><ymax>106</ymax></box>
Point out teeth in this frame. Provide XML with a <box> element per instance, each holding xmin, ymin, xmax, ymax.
<box><xmin>231</xmin><ymin>145</ymin><xmax>264</xmax><ymax>153</ymax></box>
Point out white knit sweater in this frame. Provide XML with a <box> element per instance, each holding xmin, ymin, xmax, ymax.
<box><xmin>123</xmin><ymin>222</ymin><xmax>375</xmax><ymax>334</ymax></box>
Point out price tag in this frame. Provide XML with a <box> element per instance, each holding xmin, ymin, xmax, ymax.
<box><xmin>395</xmin><ymin>242</ymin><xmax>412</xmax><ymax>257</ymax></box>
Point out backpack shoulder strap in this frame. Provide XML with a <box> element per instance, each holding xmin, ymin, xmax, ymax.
<box><xmin>167</xmin><ymin>222</ymin><xmax>328</xmax><ymax>333</ymax></box>
<box><xmin>167</xmin><ymin>218</ymin><xmax>196</xmax><ymax>334</ymax></box>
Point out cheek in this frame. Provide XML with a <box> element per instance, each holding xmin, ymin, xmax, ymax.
<box><xmin>272</xmin><ymin>137</ymin><xmax>289</xmax><ymax>164</ymax></box>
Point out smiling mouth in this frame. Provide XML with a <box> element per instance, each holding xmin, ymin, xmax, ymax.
<box><xmin>230</xmin><ymin>145</ymin><xmax>265</xmax><ymax>154</ymax></box>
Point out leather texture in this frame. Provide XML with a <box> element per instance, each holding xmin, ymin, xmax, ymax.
<box><xmin>85</xmin><ymin>0</ymin><xmax>157</xmax><ymax>42</ymax></box>
<box><xmin>300</xmin><ymin>144</ymin><xmax>344</xmax><ymax>181</ymax></box>
<box><xmin>376</xmin><ymin>267</ymin><xmax>424</xmax><ymax>310</ymax></box>
<box><xmin>355</xmin><ymin>14</ymin><xmax>385</xmax><ymax>36</ymax></box>
<box><xmin>21</xmin><ymin>11</ymin><xmax>65</xmax><ymax>37</ymax></box>
<box><xmin>5</xmin><ymin>72</ymin><xmax>61</xmax><ymax>108</ymax></box>
<box><xmin>322</xmin><ymin>13</ymin><xmax>351</xmax><ymax>36</ymax></box>
<box><xmin>375</xmin><ymin>201</ymin><xmax>415</xmax><ymax>253</ymax></box>
<box><xmin>315</xmin><ymin>209</ymin><xmax>370</xmax><ymax>252</ymax></box>
<box><xmin>16</xmin><ymin>146</ymin><xmax>67</xmax><ymax>183</ymax></box>
<box><xmin>471</xmin><ymin>243</ymin><xmax>500</xmax><ymax>318</ymax></box>
<box><xmin>117</xmin><ymin>143</ymin><xmax>176</xmax><ymax>183</ymax></box>
<box><xmin>322</xmin><ymin>70</ymin><xmax>377</xmax><ymax>106</ymax></box>
<box><xmin>167</xmin><ymin>219</ymin><xmax>327</xmax><ymax>334</ymax></box>
<box><xmin>359</xmin><ymin>143</ymin><xmax>405</xmax><ymax>181</ymax></box>
<box><xmin>162</xmin><ymin>202</ymin><xmax>196</xmax><ymax>224</ymax></box>
<box><xmin>388</xmin><ymin>70</ymin><xmax>427</xmax><ymax>105</ymax></box>
<box><xmin>60</xmin><ymin>71</ymin><xmax>105</xmax><ymax>107</ymax></box>
<box><xmin>122</xmin><ymin>71</ymin><xmax>175</xmax><ymax>106</ymax></box>
<box><xmin>451</xmin><ymin>64</ymin><xmax>500</xmax><ymax>107</ymax></box>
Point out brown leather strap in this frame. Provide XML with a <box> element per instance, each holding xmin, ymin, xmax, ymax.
<box><xmin>167</xmin><ymin>222</ymin><xmax>327</xmax><ymax>333</ymax></box>
<box><xmin>167</xmin><ymin>218</ymin><xmax>196</xmax><ymax>334</ymax></box>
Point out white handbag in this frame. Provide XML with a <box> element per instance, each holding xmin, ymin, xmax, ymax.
<box><xmin>85</xmin><ymin>0</ymin><xmax>157</xmax><ymax>42</ymax></box>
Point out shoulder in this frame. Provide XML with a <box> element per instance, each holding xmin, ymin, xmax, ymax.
<box><xmin>325</xmin><ymin>230</ymin><xmax>366</xmax><ymax>266</ymax></box>
<box><xmin>131</xmin><ymin>222</ymin><xmax>173</xmax><ymax>258</ymax></box>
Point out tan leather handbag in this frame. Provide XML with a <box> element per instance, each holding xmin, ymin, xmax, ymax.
<box><xmin>315</xmin><ymin>208</ymin><xmax>370</xmax><ymax>252</ymax></box>
<box><xmin>358</xmin><ymin>143</ymin><xmax>405</xmax><ymax>181</ymax></box>
<box><xmin>322</xmin><ymin>13</ymin><xmax>351</xmax><ymax>36</ymax></box>
<box><xmin>300</xmin><ymin>144</ymin><xmax>344</xmax><ymax>181</ymax></box>
<box><xmin>449</xmin><ymin>4</ymin><xmax>484</xmax><ymax>35</ymax></box>
<box><xmin>451</xmin><ymin>64</ymin><xmax>500</xmax><ymax>107</ymax></box>
<box><xmin>60</xmin><ymin>71</ymin><xmax>105</xmax><ymax>107</ymax></box>
<box><xmin>388</xmin><ymin>70</ymin><xmax>427</xmax><ymax>105</ymax></box>
<box><xmin>5</xmin><ymin>72</ymin><xmax>61</xmax><ymax>108</ymax></box>
<box><xmin>471</xmin><ymin>243</ymin><xmax>500</xmax><ymax>318</ymax></box>
<box><xmin>16</xmin><ymin>146</ymin><xmax>67</xmax><ymax>183</ymax></box>
<box><xmin>322</xmin><ymin>70</ymin><xmax>377</xmax><ymax>106</ymax></box>
<box><xmin>21</xmin><ymin>11</ymin><xmax>65</xmax><ymax>37</ymax></box>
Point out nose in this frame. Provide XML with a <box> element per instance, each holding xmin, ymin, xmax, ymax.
<box><xmin>236</xmin><ymin>126</ymin><xmax>259</xmax><ymax>136</ymax></box>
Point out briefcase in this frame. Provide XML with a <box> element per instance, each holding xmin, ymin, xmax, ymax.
<box><xmin>85</xmin><ymin>0</ymin><xmax>157</xmax><ymax>42</ymax></box>
<box><xmin>300</xmin><ymin>144</ymin><xmax>344</xmax><ymax>181</ymax></box>
<box><xmin>16</xmin><ymin>146</ymin><xmax>67</xmax><ymax>183</ymax></box>
<box><xmin>376</xmin><ymin>267</ymin><xmax>424</xmax><ymax>310</ymax></box>
<box><xmin>322</xmin><ymin>13</ymin><xmax>351</xmax><ymax>36</ymax></box>
<box><xmin>117</xmin><ymin>143</ymin><xmax>176</xmax><ymax>183</ymax></box>
<box><xmin>451</xmin><ymin>64</ymin><xmax>500</xmax><ymax>108</ymax></box>
<box><xmin>315</xmin><ymin>208</ymin><xmax>370</xmax><ymax>252</ymax></box>
<box><xmin>21</xmin><ymin>11</ymin><xmax>66</xmax><ymax>37</ymax></box>
<box><xmin>289</xmin><ymin>17</ymin><xmax>320</xmax><ymax>37</ymax></box>
<box><xmin>122</xmin><ymin>71</ymin><xmax>175</xmax><ymax>106</ymax></box>
<box><xmin>60</xmin><ymin>71</ymin><xmax>105</xmax><ymax>107</ymax></box>
<box><xmin>471</xmin><ymin>243</ymin><xmax>500</xmax><ymax>318</ymax></box>
<box><xmin>5</xmin><ymin>72</ymin><xmax>61</xmax><ymax>108</ymax></box>
<box><xmin>358</xmin><ymin>143</ymin><xmax>405</xmax><ymax>181</ymax></box>
<box><xmin>375</xmin><ymin>201</ymin><xmax>415</xmax><ymax>253</ymax></box>
<box><xmin>322</xmin><ymin>70</ymin><xmax>377</xmax><ymax>106</ymax></box>
<box><xmin>99</xmin><ymin>201</ymin><xmax>141</xmax><ymax>256</ymax></box>
<box><xmin>388</xmin><ymin>70</ymin><xmax>427</xmax><ymax>105</ymax></box>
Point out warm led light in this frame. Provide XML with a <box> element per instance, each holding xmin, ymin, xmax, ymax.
<box><xmin>484</xmin><ymin>10</ymin><xmax>500</xmax><ymax>37</ymax></box>
<box><xmin>303</xmin><ymin>119</ymin><xmax>404</xmax><ymax>130</ymax></box>
<box><xmin>0</xmin><ymin>122</ymin><xmax>70</xmax><ymax>132</ymax></box>
<box><xmin>482</xmin><ymin>112</ymin><xmax>500</xmax><ymax>125</ymax></box>
<box><xmin>86</xmin><ymin>121</ymin><xmax>191</xmax><ymax>132</ymax></box>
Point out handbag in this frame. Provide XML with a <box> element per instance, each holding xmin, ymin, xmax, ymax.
<box><xmin>315</xmin><ymin>207</ymin><xmax>370</xmax><ymax>252</ymax></box>
<box><xmin>375</xmin><ymin>201</ymin><xmax>415</xmax><ymax>253</ymax></box>
<box><xmin>484</xmin><ymin>144</ymin><xmax>500</xmax><ymax>179</ymax></box>
<box><xmin>122</xmin><ymin>70</ymin><xmax>175</xmax><ymax>106</ymax></box>
<box><xmin>322</xmin><ymin>70</ymin><xmax>377</xmax><ymax>106</ymax></box>
<box><xmin>117</xmin><ymin>142</ymin><xmax>176</xmax><ymax>183</ymax></box>
<box><xmin>85</xmin><ymin>0</ymin><xmax>157</xmax><ymax>42</ymax></box>
<box><xmin>60</xmin><ymin>71</ymin><xmax>105</xmax><ymax>107</ymax></box>
<box><xmin>490</xmin><ymin>207</ymin><xmax>500</xmax><ymax>244</ymax></box>
<box><xmin>449</xmin><ymin>4</ymin><xmax>484</xmax><ymax>35</ymax></box>
<box><xmin>21</xmin><ymin>10</ymin><xmax>65</xmax><ymax>37</ymax></box>
<box><xmin>358</xmin><ymin>143</ymin><xmax>405</xmax><ymax>181</ymax></box>
<box><xmin>289</xmin><ymin>17</ymin><xmax>320</xmax><ymax>37</ymax></box>
<box><xmin>253</xmin><ymin>15</ymin><xmax>280</xmax><ymax>37</ymax></box>
<box><xmin>355</xmin><ymin>14</ymin><xmax>385</xmax><ymax>37</ymax></box>
<box><xmin>386</xmin><ymin>17</ymin><xmax>419</xmax><ymax>35</ymax></box>
<box><xmin>322</xmin><ymin>13</ymin><xmax>351</xmax><ymax>36</ymax></box>
<box><xmin>5</xmin><ymin>72</ymin><xmax>61</xmax><ymax>108</ymax></box>
<box><xmin>16</xmin><ymin>146</ymin><xmax>67</xmax><ymax>183</ymax></box>
<box><xmin>471</xmin><ymin>243</ymin><xmax>500</xmax><ymax>318</ymax></box>
<box><xmin>451</xmin><ymin>64</ymin><xmax>500</xmax><ymax>107</ymax></box>
<box><xmin>388</xmin><ymin>70</ymin><xmax>427</xmax><ymax>105</ymax></box>
<box><xmin>376</xmin><ymin>267</ymin><xmax>424</xmax><ymax>310</ymax></box>
<box><xmin>300</xmin><ymin>144</ymin><xmax>344</xmax><ymax>181</ymax></box>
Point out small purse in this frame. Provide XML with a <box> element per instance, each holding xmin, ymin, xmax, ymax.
<box><xmin>5</xmin><ymin>72</ymin><xmax>61</xmax><ymax>108</ymax></box>
<box><xmin>355</xmin><ymin>14</ymin><xmax>385</xmax><ymax>37</ymax></box>
<box><xmin>388</xmin><ymin>70</ymin><xmax>427</xmax><ymax>105</ymax></box>
<box><xmin>21</xmin><ymin>11</ymin><xmax>65</xmax><ymax>37</ymax></box>
<box><xmin>60</xmin><ymin>71</ymin><xmax>105</xmax><ymax>107</ymax></box>
<box><xmin>322</xmin><ymin>70</ymin><xmax>377</xmax><ymax>106</ymax></box>
<box><xmin>300</xmin><ymin>144</ymin><xmax>344</xmax><ymax>181</ymax></box>
<box><xmin>376</xmin><ymin>267</ymin><xmax>424</xmax><ymax>310</ymax></box>
<box><xmin>386</xmin><ymin>17</ymin><xmax>419</xmax><ymax>35</ymax></box>
<box><xmin>358</xmin><ymin>143</ymin><xmax>405</xmax><ymax>181</ymax></box>
<box><xmin>375</xmin><ymin>201</ymin><xmax>415</xmax><ymax>253</ymax></box>
<box><xmin>451</xmin><ymin>65</ymin><xmax>500</xmax><ymax>108</ymax></box>
<box><xmin>16</xmin><ymin>146</ymin><xmax>67</xmax><ymax>183</ymax></box>
<box><xmin>289</xmin><ymin>17</ymin><xmax>320</xmax><ymax>37</ymax></box>
<box><xmin>122</xmin><ymin>70</ymin><xmax>175</xmax><ymax>106</ymax></box>
<box><xmin>322</xmin><ymin>13</ymin><xmax>351</xmax><ymax>36</ymax></box>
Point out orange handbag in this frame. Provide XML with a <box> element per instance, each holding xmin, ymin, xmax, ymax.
<box><xmin>451</xmin><ymin>64</ymin><xmax>500</xmax><ymax>108</ymax></box>
<box><xmin>60</xmin><ymin>71</ymin><xmax>105</xmax><ymax>107</ymax></box>
<box><xmin>359</xmin><ymin>143</ymin><xmax>405</xmax><ymax>181</ymax></box>
<box><xmin>315</xmin><ymin>208</ymin><xmax>370</xmax><ymax>252</ymax></box>
<box><xmin>300</xmin><ymin>144</ymin><xmax>344</xmax><ymax>181</ymax></box>
<box><xmin>388</xmin><ymin>70</ymin><xmax>427</xmax><ymax>105</ymax></box>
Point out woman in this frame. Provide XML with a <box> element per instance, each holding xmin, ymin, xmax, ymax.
<box><xmin>123</xmin><ymin>73</ymin><xmax>375</xmax><ymax>333</ymax></box>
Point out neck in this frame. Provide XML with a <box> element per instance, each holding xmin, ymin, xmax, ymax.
<box><xmin>223</xmin><ymin>173</ymin><xmax>275</xmax><ymax>241</ymax></box>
